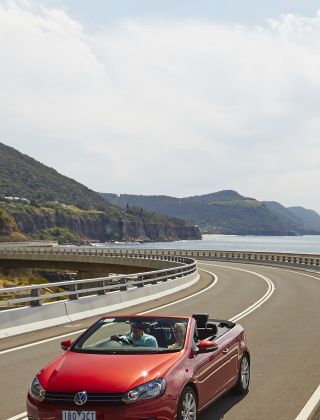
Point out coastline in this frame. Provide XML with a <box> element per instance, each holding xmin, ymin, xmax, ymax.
<box><xmin>90</xmin><ymin>234</ymin><xmax>320</xmax><ymax>255</ymax></box>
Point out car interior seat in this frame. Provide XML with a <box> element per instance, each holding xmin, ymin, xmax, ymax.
<box><xmin>150</xmin><ymin>328</ymin><xmax>171</xmax><ymax>347</ymax></box>
<box><xmin>192</xmin><ymin>313</ymin><xmax>218</xmax><ymax>339</ymax></box>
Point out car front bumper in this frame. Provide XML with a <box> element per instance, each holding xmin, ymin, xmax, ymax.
<box><xmin>27</xmin><ymin>393</ymin><xmax>177</xmax><ymax>420</ymax></box>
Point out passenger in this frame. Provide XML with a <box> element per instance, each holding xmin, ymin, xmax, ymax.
<box><xmin>168</xmin><ymin>323</ymin><xmax>187</xmax><ymax>349</ymax></box>
<box><xmin>112</xmin><ymin>321</ymin><xmax>158</xmax><ymax>348</ymax></box>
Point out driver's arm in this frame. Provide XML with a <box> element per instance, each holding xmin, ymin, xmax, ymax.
<box><xmin>111</xmin><ymin>333</ymin><xmax>132</xmax><ymax>345</ymax></box>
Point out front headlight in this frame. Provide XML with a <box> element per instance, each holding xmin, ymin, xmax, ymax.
<box><xmin>30</xmin><ymin>377</ymin><xmax>45</xmax><ymax>402</ymax></box>
<box><xmin>122</xmin><ymin>378</ymin><xmax>166</xmax><ymax>403</ymax></box>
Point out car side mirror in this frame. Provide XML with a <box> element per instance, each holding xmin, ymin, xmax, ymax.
<box><xmin>61</xmin><ymin>339</ymin><xmax>73</xmax><ymax>351</ymax></box>
<box><xmin>197</xmin><ymin>339</ymin><xmax>218</xmax><ymax>353</ymax></box>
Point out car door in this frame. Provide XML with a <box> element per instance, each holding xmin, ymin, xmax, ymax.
<box><xmin>215</xmin><ymin>332</ymin><xmax>239</xmax><ymax>392</ymax></box>
<box><xmin>193</xmin><ymin>333</ymin><xmax>238</xmax><ymax>406</ymax></box>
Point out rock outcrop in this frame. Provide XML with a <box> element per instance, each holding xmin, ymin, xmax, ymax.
<box><xmin>0</xmin><ymin>204</ymin><xmax>200</xmax><ymax>243</ymax></box>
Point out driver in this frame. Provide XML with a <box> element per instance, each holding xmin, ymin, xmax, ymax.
<box><xmin>112</xmin><ymin>321</ymin><xmax>158</xmax><ymax>348</ymax></box>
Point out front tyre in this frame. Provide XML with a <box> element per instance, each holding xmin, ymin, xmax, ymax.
<box><xmin>177</xmin><ymin>386</ymin><xmax>197</xmax><ymax>420</ymax></box>
<box><xmin>233</xmin><ymin>353</ymin><xmax>250</xmax><ymax>394</ymax></box>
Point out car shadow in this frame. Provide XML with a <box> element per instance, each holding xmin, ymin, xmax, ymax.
<box><xmin>199</xmin><ymin>391</ymin><xmax>249</xmax><ymax>419</ymax></box>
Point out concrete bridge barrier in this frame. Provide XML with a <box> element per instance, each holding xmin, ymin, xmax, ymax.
<box><xmin>1</xmin><ymin>245</ymin><xmax>319</xmax><ymax>338</ymax></box>
<box><xmin>0</xmin><ymin>247</ymin><xmax>198</xmax><ymax>338</ymax></box>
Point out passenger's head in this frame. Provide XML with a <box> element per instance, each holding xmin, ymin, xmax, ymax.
<box><xmin>173</xmin><ymin>323</ymin><xmax>187</xmax><ymax>345</ymax></box>
<box><xmin>130</xmin><ymin>321</ymin><xmax>144</xmax><ymax>340</ymax></box>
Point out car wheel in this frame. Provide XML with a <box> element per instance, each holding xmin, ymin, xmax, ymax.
<box><xmin>177</xmin><ymin>386</ymin><xmax>197</xmax><ymax>420</ymax></box>
<box><xmin>233</xmin><ymin>353</ymin><xmax>250</xmax><ymax>394</ymax></box>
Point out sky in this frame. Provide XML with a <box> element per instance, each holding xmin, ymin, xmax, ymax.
<box><xmin>1</xmin><ymin>0</ymin><xmax>320</xmax><ymax>212</ymax></box>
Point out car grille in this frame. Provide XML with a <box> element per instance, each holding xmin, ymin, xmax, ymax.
<box><xmin>45</xmin><ymin>392</ymin><xmax>124</xmax><ymax>404</ymax></box>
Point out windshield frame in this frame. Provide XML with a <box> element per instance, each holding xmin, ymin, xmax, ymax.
<box><xmin>70</xmin><ymin>316</ymin><xmax>190</xmax><ymax>355</ymax></box>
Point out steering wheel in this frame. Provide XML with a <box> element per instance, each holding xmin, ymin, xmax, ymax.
<box><xmin>118</xmin><ymin>336</ymin><xmax>131</xmax><ymax>345</ymax></box>
<box><xmin>110</xmin><ymin>335</ymin><xmax>131</xmax><ymax>346</ymax></box>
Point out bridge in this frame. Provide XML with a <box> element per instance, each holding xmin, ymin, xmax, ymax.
<box><xmin>0</xmin><ymin>245</ymin><xmax>319</xmax><ymax>420</ymax></box>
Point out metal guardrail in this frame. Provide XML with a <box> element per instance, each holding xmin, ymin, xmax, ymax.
<box><xmin>0</xmin><ymin>250</ymin><xmax>197</xmax><ymax>308</ymax></box>
<box><xmin>0</xmin><ymin>245</ymin><xmax>319</xmax><ymax>309</ymax></box>
<box><xmin>173</xmin><ymin>249</ymin><xmax>320</xmax><ymax>266</ymax></box>
<box><xmin>1</xmin><ymin>245</ymin><xmax>319</xmax><ymax>265</ymax></box>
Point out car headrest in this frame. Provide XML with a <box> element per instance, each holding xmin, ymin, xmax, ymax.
<box><xmin>192</xmin><ymin>313</ymin><xmax>209</xmax><ymax>327</ymax></box>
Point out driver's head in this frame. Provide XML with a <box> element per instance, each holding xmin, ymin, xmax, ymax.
<box><xmin>130</xmin><ymin>321</ymin><xmax>144</xmax><ymax>340</ymax></box>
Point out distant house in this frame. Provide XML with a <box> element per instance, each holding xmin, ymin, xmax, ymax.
<box><xmin>4</xmin><ymin>196</ymin><xmax>31</xmax><ymax>205</ymax></box>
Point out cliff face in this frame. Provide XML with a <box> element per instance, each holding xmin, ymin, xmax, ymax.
<box><xmin>0</xmin><ymin>204</ymin><xmax>200</xmax><ymax>243</ymax></box>
<box><xmin>119</xmin><ymin>219</ymin><xmax>200</xmax><ymax>242</ymax></box>
<box><xmin>0</xmin><ymin>208</ymin><xmax>29</xmax><ymax>241</ymax></box>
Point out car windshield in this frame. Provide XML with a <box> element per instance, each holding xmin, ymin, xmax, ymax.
<box><xmin>72</xmin><ymin>316</ymin><xmax>189</xmax><ymax>354</ymax></box>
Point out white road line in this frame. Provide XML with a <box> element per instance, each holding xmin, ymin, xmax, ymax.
<box><xmin>295</xmin><ymin>384</ymin><xmax>320</xmax><ymax>420</ymax></box>
<box><xmin>0</xmin><ymin>329</ymin><xmax>88</xmax><ymax>356</ymax></box>
<box><xmin>140</xmin><ymin>269</ymin><xmax>218</xmax><ymax>313</ymax></box>
<box><xmin>199</xmin><ymin>263</ymin><xmax>275</xmax><ymax>323</ymax></box>
<box><xmin>1</xmin><ymin>269</ymin><xmax>218</xmax><ymax>356</ymax></box>
<box><xmin>258</xmin><ymin>265</ymin><xmax>320</xmax><ymax>282</ymax></box>
<box><xmin>6</xmin><ymin>413</ymin><xmax>27</xmax><ymax>420</ymax></box>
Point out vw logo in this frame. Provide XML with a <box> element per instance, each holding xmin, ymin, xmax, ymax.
<box><xmin>74</xmin><ymin>391</ymin><xmax>88</xmax><ymax>406</ymax></box>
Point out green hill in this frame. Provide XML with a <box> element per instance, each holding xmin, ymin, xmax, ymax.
<box><xmin>0</xmin><ymin>143</ymin><xmax>200</xmax><ymax>243</ymax></box>
<box><xmin>101</xmin><ymin>190</ymin><xmax>320</xmax><ymax>235</ymax></box>
<box><xmin>0</xmin><ymin>143</ymin><xmax>112</xmax><ymax>210</ymax></box>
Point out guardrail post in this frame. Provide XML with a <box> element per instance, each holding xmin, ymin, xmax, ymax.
<box><xmin>97</xmin><ymin>281</ymin><xmax>106</xmax><ymax>295</ymax></box>
<box><xmin>69</xmin><ymin>284</ymin><xmax>79</xmax><ymax>300</ymax></box>
<box><xmin>150</xmin><ymin>273</ymin><xmax>158</xmax><ymax>284</ymax></box>
<box><xmin>137</xmin><ymin>275</ymin><xmax>144</xmax><ymax>287</ymax></box>
<box><xmin>119</xmin><ymin>278</ymin><xmax>127</xmax><ymax>291</ymax></box>
<box><xmin>31</xmin><ymin>288</ymin><xmax>42</xmax><ymax>307</ymax></box>
<box><xmin>161</xmin><ymin>271</ymin><xmax>168</xmax><ymax>282</ymax></box>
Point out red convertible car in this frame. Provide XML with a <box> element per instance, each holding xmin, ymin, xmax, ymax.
<box><xmin>27</xmin><ymin>314</ymin><xmax>250</xmax><ymax>420</ymax></box>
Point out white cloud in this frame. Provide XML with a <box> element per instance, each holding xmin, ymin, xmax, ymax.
<box><xmin>1</xmin><ymin>1</ymin><xmax>320</xmax><ymax>211</ymax></box>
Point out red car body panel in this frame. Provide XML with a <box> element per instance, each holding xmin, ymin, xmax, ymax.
<box><xmin>27</xmin><ymin>315</ymin><xmax>249</xmax><ymax>420</ymax></box>
<box><xmin>39</xmin><ymin>352</ymin><xmax>183</xmax><ymax>393</ymax></box>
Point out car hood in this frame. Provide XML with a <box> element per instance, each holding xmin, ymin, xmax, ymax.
<box><xmin>38</xmin><ymin>350</ymin><xmax>182</xmax><ymax>393</ymax></box>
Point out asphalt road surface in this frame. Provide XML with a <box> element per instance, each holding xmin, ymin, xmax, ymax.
<box><xmin>1</xmin><ymin>261</ymin><xmax>319</xmax><ymax>420</ymax></box>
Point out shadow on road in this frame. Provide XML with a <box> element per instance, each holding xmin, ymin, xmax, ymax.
<box><xmin>199</xmin><ymin>391</ymin><xmax>249</xmax><ymax>419</ymax></box>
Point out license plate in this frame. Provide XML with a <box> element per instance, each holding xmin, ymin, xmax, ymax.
<box><xmin>62</xmin><ymin>411</ymin><xmax>96</xmax><ymax>420</ymax></box>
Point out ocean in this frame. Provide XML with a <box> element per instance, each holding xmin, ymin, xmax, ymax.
<box><xmin>93</xmin><ymin>235</ymin><xmax>320</xmax><ymax>255</ymax></box>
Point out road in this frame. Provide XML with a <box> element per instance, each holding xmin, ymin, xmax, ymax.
<box><xmin>0</xmin><ymin>261</ymin><xmax>319</xmax><ymax>420</ymax></box>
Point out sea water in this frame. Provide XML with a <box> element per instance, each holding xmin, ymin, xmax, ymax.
<box><xmin>93</xmin><ymin>235</ymin><xmax>320</xmax><ymax>254</ymax></box>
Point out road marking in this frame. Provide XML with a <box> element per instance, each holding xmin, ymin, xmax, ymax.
<box><xmin>6</xmin><ymin>414</ymin><xmax>27</xmax><ymax>420</ymax></box>
<box><xmin>0</xmin><ymin>269</ymin><xmax>217</xmax><ymax>356</ymax></box>
<box><xmin>258</xmin><ymin>265</ymin><xmax>320</xmax><ymax>282</ymax></box>
<box><xmin>199</xmin><ymin>263</ymin><xmax>275</xmax><ymax>322</ymax></box>
<box><xmin>140</xmin><ymin>268</ymin><xmax>218</xmax><ymax>313</ymax></box>
<box><xmin>295</xmin><ymin>384</ymin><xmax>320</xmax><ymax>420</ymax></box>
<box><xmin>0</xmin><ymin>329</ymin><xmax>88</xmax><ymax>356</ymax></box>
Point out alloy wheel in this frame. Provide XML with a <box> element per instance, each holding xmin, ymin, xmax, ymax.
<box><xmin>240</xmin><ymin>355</ymin><xmax>250</xmax><ymax>390</ymax></box>
<box><xmin>181</xmin><ymin>391</ymin><xmax>197</xmax><ymax>420</ymax></box>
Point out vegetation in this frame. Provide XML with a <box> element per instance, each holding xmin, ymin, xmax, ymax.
<box><xmin>102</xmin><ymin>190</ymin><xmax>320</xmax><ymax>235</ymax></box>
<box><xmin>0</xmin><ymin>273</ymin><xmax>48</xmax><ymax>289</ymax></box>
<box><xmin>0</xmin><ymin>143</ymin><xmax>111</xmax><ymax>211</ymax></box>
<box><xmin>33</xmin><ymin>227</ymin><xmax>83</xmax><ymax>243</ymax></box>
<box><xmin>0</xmin><ymin>273</ymin><xmax>68</xmax><ymax>305</ymax></box>
<box><xmin>0</xmin><ymin>143</ymin><xmax>200</xmax><ymax>243</ymax></box>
